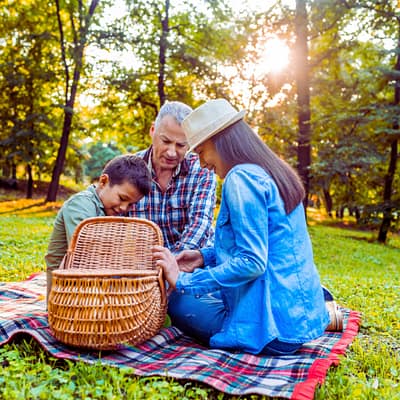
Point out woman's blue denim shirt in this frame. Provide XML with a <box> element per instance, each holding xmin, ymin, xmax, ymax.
<box><xmin>175</xmin><ymin>164</ymin><xmax>329</xmax><ymax>354</ymax></box>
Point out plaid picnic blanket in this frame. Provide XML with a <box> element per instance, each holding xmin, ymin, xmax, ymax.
<box><xmin>0</xmin><ymin>273</ymin><xmax>361</xmax><ymax>399</ymax></box>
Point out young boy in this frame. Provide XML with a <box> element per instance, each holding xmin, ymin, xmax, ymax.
<box><xmin>45</xmin><ymin>154</ymin><xmax>152</xmax><ymax>299</ymax></box>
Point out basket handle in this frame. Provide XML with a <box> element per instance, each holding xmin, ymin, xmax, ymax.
<box><xmin>67</xmin><ymin>216</ymin><xmax>164</xmax><ymax>253</ymax></box>
<box><xmin>59</xmin><ymin>252</ymin><xmax>70</xmax><ymax>269</ymax></box>
<box><xmin>157</xmin><ymin>268</ymin><xmax>167</xmax><ymax>307</ymax></box>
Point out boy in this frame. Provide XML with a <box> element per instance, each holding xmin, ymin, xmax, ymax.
<box><xmin>45</xmin><ymin>154</ymin><xmax>152</xmax><ymax>299</ymax></box>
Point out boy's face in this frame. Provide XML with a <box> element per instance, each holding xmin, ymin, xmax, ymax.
<box><xmin>97</xmin><ymin>175</ymin><xmax>144</xmax><ymax>216</ymax></box>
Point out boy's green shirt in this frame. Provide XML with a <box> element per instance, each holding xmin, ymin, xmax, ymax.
<box><xmin>45</xmin><ymin>185</ymin><xmax>105</xmax><ymax>298</ymax></box>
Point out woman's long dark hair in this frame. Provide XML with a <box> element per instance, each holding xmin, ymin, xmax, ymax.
<box><xmin>212</xmin><ymin>120</ymin><xmax>305</xmax><ymax>214</ymax></box>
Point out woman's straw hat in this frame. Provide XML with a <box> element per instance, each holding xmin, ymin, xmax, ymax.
<box><xmin>182</xmin><ymin>99</ymin><xmax>246</xmax><ymax>152</ymax></box>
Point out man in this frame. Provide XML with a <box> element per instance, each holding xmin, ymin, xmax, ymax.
<box><xmin>128</xmin><ymin>101</ymin><xmax>216</xmax><ymax>253</ymax></box>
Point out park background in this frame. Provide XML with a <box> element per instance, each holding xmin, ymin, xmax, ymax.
<box><xmin>0</xmin><ymin>0</ymin><xmax>399</xmax><ymax>398</ymax></box>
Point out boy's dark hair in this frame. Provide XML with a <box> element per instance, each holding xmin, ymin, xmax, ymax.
<box><xmin>102</xmin><ymin>154</ymin><xmax>151</xmax><ymax>196</ymax></box>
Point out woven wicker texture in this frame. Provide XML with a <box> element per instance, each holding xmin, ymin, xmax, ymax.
<box><xmin>48</xmin><ymin>217</ymin><xmax>167</xmax><ymax>350</ymax></box>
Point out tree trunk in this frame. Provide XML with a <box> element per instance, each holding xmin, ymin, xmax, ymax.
<box><xmin>378</xmin><ymin>20</ymin><xmax>400</xmax><ymax>243</ymax></box>
<box><xmin>294</xmin><ymin>0</ymin><xmax>312</xmax><ymax>212</ymax></box>
<box><xmin>2</xmin><ymin>163</ymin><xmax>10</xmax><ymax>178</ymax></box>
<box><xmin>323</xmin><ymin>188</ymin><xmax>333</xmax><ymax>217</ymax></box>
<box><xmin>26</xmin><ymin>163</ymin><xmax>33</xmax><ymax>199</ymax></box>
<box><xmin>46</xmin><ymin>103</ymin><xmax>74</xmax><ymax>201</ymax></box>
<box><xmin>46</xmin><ymin>0</ymin><xmax>99</xmax><ymax>202</ymax></box>
<box><xmin>378</xmin><ymin>139</ymin><xmax>398</xmax><ymax>242</ymax></box>
<box><xmin>158</xmin><ymin>0</ymin><xmax>169</xmax><ymax>107</ymax></box>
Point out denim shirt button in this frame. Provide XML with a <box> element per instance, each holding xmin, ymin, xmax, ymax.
<box><xmin>180</xmin><ymin>289</ymin><xmax>185</xmax><ymax>294</ymax></box>
<box><xmin>195</xmin><ymin>294</ymin><xmax>200</xmax><ymax>299</ymax></box>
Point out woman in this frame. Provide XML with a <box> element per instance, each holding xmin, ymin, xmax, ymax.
<box><xmin>152</xmin><ymin>98</ymin><xmax>330</xmax><ymax>355</ymax></box>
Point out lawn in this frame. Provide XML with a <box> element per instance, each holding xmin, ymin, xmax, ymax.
<box><xmin>0</xmin><ymin>198</ymin><xmax>399</xmax><ymax>399</ymax></box>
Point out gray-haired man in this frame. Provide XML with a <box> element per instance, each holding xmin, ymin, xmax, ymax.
<box><xmin>128</xmin><ymin>101</ymin><xmax>216</xmax><ymax>253</ymax></box>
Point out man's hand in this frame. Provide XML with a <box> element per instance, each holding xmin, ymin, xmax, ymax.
<box><xmin>175</xmin><ymin>250</ymin><xmax>204</xmax><ymax>272</ymax></box>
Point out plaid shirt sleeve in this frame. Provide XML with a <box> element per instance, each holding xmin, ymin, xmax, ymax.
<box><xmin>128</xmin><ymin>152</ymin><xmax>216</xmax><ymax>253</ymax></box>
<box><xmin>171</xmin><ymin>162</ymin><xmax>216</xmax><ymax>253</ymax></box>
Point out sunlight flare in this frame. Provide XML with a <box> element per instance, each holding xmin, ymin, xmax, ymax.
<box><xmin>254</xmin><ymin>37</ymin><xmax>290</xmax><ymax>76</ymax></box>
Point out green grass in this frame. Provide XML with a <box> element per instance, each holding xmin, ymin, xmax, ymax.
<box><xmin>0</xmin><ymin>340</ymin><xmax>216</xmax><ymax>400</ymax></box>
<box><xmin>0</xmin><ymin>199</ymin><xmax>399</xmax><ymax>399</ymax></box>
<box><xmin>308</xmin><ymin>224</ymin><xmax>400</xmax><ymax>399</ymax></box>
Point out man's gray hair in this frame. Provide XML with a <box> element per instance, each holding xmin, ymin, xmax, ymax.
<box><xmin>154</xmin><ymin>101</ymin><xmax>193</xmax><ymax>132</ymax></box>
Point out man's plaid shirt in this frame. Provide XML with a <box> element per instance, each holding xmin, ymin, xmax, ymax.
<box><xmin>128</xmin><ymin>147</ymin><xmax>216</xmax><ymax>253</ymax></box>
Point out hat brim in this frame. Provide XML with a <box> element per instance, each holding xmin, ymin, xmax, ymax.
<box><xmin>188</xmin><ymin>110</ymin><xmax>246</xmax><ymax>153</ymax></box>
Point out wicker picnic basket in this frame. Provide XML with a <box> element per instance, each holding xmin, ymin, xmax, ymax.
<box><xmin>47</xmin><ymin>216</ymin><xmax>167</xmax><ymax>351</ymax></box>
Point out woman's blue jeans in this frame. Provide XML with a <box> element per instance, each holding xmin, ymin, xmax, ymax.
<box><xmin>168</xmin><ymin>289</ymin><xmax>302</xmax><ymax>356</ymax></box>
<box><xmin>168</xmin><ymin>289</ymin><xmax>226</xmax><ymax>345</ymax></box>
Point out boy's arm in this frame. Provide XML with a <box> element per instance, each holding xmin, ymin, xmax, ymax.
<box><xmin>46</xmin><ymin>195</ymin><xmax>103</xmax><ymax>301</ymax></box>
<box><xmin>63</xmin><ymin>196</ymin><xmax>103</xmax><ymax>243</ymax></box>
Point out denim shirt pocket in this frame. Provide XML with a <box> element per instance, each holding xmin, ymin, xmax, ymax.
<box><xmin>215</xmin><ymin>210</ymin><xmax>235</xmax><ymax>255</ymax></box>
<box><xmin>216</xmin><ymin>210</ymin><xmax>229</xmax><ymax>227</ymax></box>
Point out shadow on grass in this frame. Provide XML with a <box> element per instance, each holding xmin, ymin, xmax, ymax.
<box><xmin>340</xmin><ymin>234</ymin><xmax>400</xmax><ymax>250</ymax></box>
<box><xmin>308</xmin><ymin>215</ymin><xmax>400</xmax><ymax>250</ymax></box>
<box><xmin>0</xmin><ymin>200</ymin><xmax>46</xmax><ymax>215</ymax></box>
<box><xmin>322</xmin><ymin>223</ymin><xmax>399</xmax><ymax>250</ymax></box>
<box><xmin>0</xmin><ymin>199</ymin><xmax>61</xmax><ymax>217</ymax></box>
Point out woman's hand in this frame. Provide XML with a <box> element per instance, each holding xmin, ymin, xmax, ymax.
<box><xmin>176</xmin><ymin>250</ymin><xmax>204</xmax><ymax>272</ymax></box>
<box><xmin>152</xmin><ymin>245</ymin><xmax>179</xmax><ymax>290</ymax></box>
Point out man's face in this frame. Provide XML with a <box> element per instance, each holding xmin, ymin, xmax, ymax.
<box><xmin>151</xmin><ymin>115</ymin><xmax>189</xmax><ymax>172</ymax></box>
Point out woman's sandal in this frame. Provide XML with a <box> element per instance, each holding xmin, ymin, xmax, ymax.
<box><xmin>325</xmin><ymin>300</ymin><xmax>344</xmax><ymax>331</ymax></box>
<box><xmin>322</xmin><ymin>287</ymin><xmax>344</xmax><ymax>332</ymax></box>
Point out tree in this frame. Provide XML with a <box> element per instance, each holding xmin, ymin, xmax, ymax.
<box><xmin>337</xmin><ymin>0</ymin><xmax>400</xmax><ymax>242</ymax></box>
<box><xmin>307</xmin><ymin>12</ymin><xmax>387</xmax><ymax>216</ymax></box>
<box><xmin>375</xmin><ymin>9</ymin><xmax>400</xmax><ymax>243</ymax></box>
<box><xmin>82</xmin><ymin>141</ymin><xmax>122</xmax><ymax>182</ymax></box>
<box><xmin>87</xmin><ymin>0</ymin><xmax>249</xmax><ymax>147</ymax></box>
<box><xmin>294</xmin><ymin>0</ymin><xmax>312</xmax><ymax>210</ymax></box>
<box><xmin>46</xmin><ymin>0</ymin><xmax>100</xmax><ymax>202</ymax></box>
<box><xmin>0</xmin><ymin>0</ymin><xmax>59</xmax><ymax>198</ymax></box>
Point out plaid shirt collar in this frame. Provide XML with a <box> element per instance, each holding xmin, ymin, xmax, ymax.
<box><xmin>142</xmin><ymin>146</ymin><xmax>190</xmax><ymax>178</ymax></box>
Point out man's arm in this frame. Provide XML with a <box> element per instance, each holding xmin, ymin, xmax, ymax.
<box><xmin>171</xmin><ymin>167</ymin><xmax>216</xmax><ymax>253</ymax></box>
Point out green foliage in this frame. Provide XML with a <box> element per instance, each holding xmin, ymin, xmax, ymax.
<box><xmin>82</xmin><ymin>141</ymin><xmax>122</xmax><ymax>182</ymax></box>
<box><xmin>306</xmin><ymin>0</ymin><xmax>400</xmax><ymax>235</ymax></box>
<box><xmin>1</xmin><ymin>0</ymin><xmax>398</xmax><ymax>219</ymax></box>
<box><xmin>0</xmin><ymin>0</ymin><xmax>61</xmax><ymax>181</ymax></box>
<box><xmin>85</xmin><ymin>0</ymin><xmax>253</xmax><ymax>150</ymax></box>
